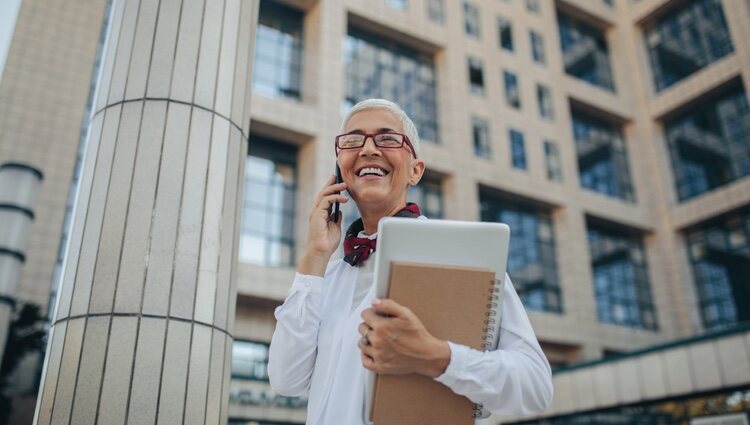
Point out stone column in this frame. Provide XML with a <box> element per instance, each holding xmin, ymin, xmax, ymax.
<box><xmin>0</xmin><ymin>162</ymin><xmax>43</xmax><ymax>367</ymax></box>
<box><xmin>33</xmin><ymin>0</ymin><xmax>258</xmax><ymax>424</ymax></box>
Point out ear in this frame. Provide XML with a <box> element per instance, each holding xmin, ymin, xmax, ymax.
<box><xmin>408</xmin><ymin>158</ymin><xmax>426</xmax><ymax>186</ymax></box>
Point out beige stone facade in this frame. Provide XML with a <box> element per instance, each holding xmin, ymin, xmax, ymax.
<box><xmin>1</xmin><ymin>0</ymin><xmax>749</xmax><ymax>424</ymax></box>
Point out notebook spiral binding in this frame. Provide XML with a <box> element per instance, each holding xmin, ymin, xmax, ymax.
<box><xmin>472</xmin><ymin>279</ymin><xmax>503</xmax><ymax>419</ymax></box>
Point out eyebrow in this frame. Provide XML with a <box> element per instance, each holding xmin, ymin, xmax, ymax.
<box><xmin>347</xmin><ymin>127</ymin><xmax>398</xmax><ymax>134</ymax></box>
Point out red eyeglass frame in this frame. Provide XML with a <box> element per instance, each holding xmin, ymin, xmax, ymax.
<box><xmin>334</xmin><ymin>132</ymin><xmax>418</xmax><ymax>159</ymax></box>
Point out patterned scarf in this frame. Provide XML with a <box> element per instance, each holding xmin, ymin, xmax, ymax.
<box><xmin>343</xmin><ymin>203</ymin><xmax>421</xmax><ymax>267</ymax></box>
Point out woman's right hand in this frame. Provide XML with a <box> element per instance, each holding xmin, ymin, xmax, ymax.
<box><xmin>298</xmin><ymin>175</ymin><xmax>348</xmax><ymax>276</ymax></box>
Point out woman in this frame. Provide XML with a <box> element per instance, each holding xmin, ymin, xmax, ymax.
<box><xmin>268</xmin><ymin>99</ymin><xmax>553</xmax><ymax>424</ymax></box>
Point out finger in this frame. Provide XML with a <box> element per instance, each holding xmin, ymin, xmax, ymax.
<box><xmin>372</xmin><ymin>298</ymin><xmax>409</xmax><ymax>318</ymax></box>
<box><xmin>313</xmin><ymin>179</ymin><xmax>347</xmax><ymax>207</ymax></box>
<box><xmin>315</xmin><ymin>194</ymin><xmax>348</xmax><ymax>214</ymax></box>
<box><xmin>358</xmin><ymin>322</ymin><xmax>370</xmax><ymax>337</ymax></box>
<box><xmin>361</xmin><ymin>353</ymin><xmax>376</xmax><ymax>371</ymax></box>
<box><xmin>361</xmin><ymin>308</ymin><xmax>386</xmax><ymax>328</ymax></box>
<box><xmin>358</xmin><ymin>335</ymin><xmax>374</xmax><ymax>355</ymax></box>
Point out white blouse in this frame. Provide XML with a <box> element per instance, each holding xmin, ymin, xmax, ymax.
<box><xmin>268</xmin><ymin>241</ymin><xmax>553</xmax><ymax>425</ymax></box>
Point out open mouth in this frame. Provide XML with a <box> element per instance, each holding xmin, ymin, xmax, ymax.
<box><xmin>356</xmin><ymin>166</ymin><xmax>389</xmax><ymax>178</ymax></box>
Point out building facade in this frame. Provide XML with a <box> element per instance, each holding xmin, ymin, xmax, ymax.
<box><xmin>0</xmin><ymin>0</ymin><xmax>749</xmax><ymax>424</ymax></box>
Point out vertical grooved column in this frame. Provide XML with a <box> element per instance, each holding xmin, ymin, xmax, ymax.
<box><xmin>33</xmin><ymin>0</ymin><xmax>259</xmax><ymax>424</ymax></box>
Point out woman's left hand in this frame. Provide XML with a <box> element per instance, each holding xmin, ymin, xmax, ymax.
<box><xmin>358</xmin><ymin>299</ymin><xmax>451</xmax><ymax>378</ymax></box>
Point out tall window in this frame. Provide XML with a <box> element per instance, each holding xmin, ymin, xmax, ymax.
<box><xmin>504</xmin><ymin>70</ymin><xmax>520</xmax><ymax>109</ymax></box>
<box><xmin>481</xmin><ymin>196</ymin><xmax>562</xmax><ymax>313</ymax></box>
<box><xmin>498</xmin><ymin>17</ymin><xmax>514</xmax><ymax>51</ymax></box>
<box><xmin>240</xmin><ymin>138</ymin><xmax>297</xmax><ymax>267</ymax></box>
<box><xmin>345</xmin><ymin>28</ymin><xmax>439</xmax><ymax>143</ymax></box>
<box><xmin>537</xmin><ymin>84</ymin><xmax>554</xmax><ymax>121</ymax></box>
<box><xmin>408</xmin><ymin>177</ymin><xmax>444</xmax><ymax>218</ymax></box>
<box><xmin>530</xmin><ymin>30</ymin><xmax>546</xmax><ymax>64</ymax></box>
<box><xmin>558</xmin><ymin>12</ymin><xmax>614</xmax><ymax>91</ymax></box>
<box><xmin>253</xmin><ymin>0</ymin><xmax>304</xmax><ymax>99</ymax></box>
<box><xmin>664</xmin><ymin>87</ymin><xmax>750</xmax><ymax>201</ymax></box>
<box><xmin>686</xmin><ymin>212</ymin><xmax>750</xmax><ymax>330</ymax></box>
<box><xmin>0</xmin><ymin>0</ymin><xmax>22</xmax><ymax>83</ymax></box>
<box><xmin>572</xmin><ymin>109</ymin><xmax>634</xmax><ymax>202</ymax></box>
<box><xmin>644</xmin><ymin>0</ymin><xmax>733</xmax><ymax>92</ymax></box>
<box><xmin>463</xmin><ymin>1</ymin><xmax>481</xmax><ymax>38</ymax></box>
<box><xmin>232</xmin><ymin>341</ymin><xmax>271</xmax><ymax>381</ymax></box>
<box><xmin>510</xmin><ymin>129</ymin><xmax>527</xmax><ymax>170</ymax></box>
<box><xmin>588</xmin><ymin>224</ymin><xmax>656</xmax><ymax>330</ymax></box>
<box><xmin>426</xmin><ymin>0</ymin><xmax>445</xmax><ymax>24</ymax></box>
<box><xmin>544</xmin><ymin>140</ymin><xmax>563</xmax><ymax>182</ymax></box>
<box><xmin>526</xmin><ymin>0</ymin><xmax>541</xmax><ymax>14</ymax></box>
<box><xmin>468</xmin><ymin>57</ymin><xmax>485</xmax><ymax>95</ymax></box>
<box><xmin>387</xmin><ymin>0</ymin><xmax>408</xmax><ymax>10</ymax></box>
<box><xmin>472</xmin><ymin>117</ymin><xmax>491</xmax><ymax>158</ymax></box>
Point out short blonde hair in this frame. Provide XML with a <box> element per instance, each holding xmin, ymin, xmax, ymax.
<box><xmin>340</xmin><ymin>98</ymin><xmax>420</xmax><ymax>158</ymax></box>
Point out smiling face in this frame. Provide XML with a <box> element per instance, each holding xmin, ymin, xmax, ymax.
<box><xmin>337</xmin><ymin>108</ymin><xmax>425</xmax><ymax>215</ymax></box>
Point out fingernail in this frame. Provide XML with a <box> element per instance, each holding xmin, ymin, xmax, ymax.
<box><xmin>372</xmin><ymin>298</ymin><xmax>381</xmax><ymax>306</ymax></box>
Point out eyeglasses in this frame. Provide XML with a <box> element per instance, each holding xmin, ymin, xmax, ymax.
<box><xmin>335</xmin><ymin>132</ymin><xmax>417</xmax><ymax>158</ymax></box>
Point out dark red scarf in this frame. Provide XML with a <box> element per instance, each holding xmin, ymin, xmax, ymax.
<box><xmin>343</xmin><ymin>203</ymin><xmax>421</xmax><ymax>267</ymax></box>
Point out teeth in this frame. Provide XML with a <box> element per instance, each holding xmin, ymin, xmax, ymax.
<box><xmin>358</xmin><ymin>167</ymin><xmax>386</xmax><ymax>177</ymax></box>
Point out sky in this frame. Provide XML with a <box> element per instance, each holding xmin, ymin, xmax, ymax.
<box><xmin>0</xmin><ymin>0</ymin><xmax>22</xmax><ymax>82</ymax></box>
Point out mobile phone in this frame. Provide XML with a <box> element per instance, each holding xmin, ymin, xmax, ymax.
<box><xmin>331</xmin><ymin>163</ymin><xmax>342</xmax><ymax>222</ymax></box>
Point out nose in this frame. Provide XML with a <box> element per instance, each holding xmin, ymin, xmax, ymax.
<box><xmin>358</xmin><ymin>135</ymin><xmax>382</xmax><ymax>157</ymax></box>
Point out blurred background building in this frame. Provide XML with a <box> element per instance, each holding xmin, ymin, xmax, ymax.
<box><xmin>0</xmin><ymin>0</ymin><xmax>749</xmax><ymax>424</ymax></box>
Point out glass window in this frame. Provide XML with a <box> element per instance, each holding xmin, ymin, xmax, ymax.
<box><xmin>0</xmin><ymin>0</ymin><xmax>22</xmax><ymax>83</ymax></box>
<box><xmin>537</xmin><ymin>84</ymin><xmax>554</xmax><ymax>121</ymax></box>
<box><xmin>472</xmin><ymin>116</ymin><xmax>491</xmax><ymax>158</ymax></box>
<box><xmin>644</xmin><ymin>0</ymin><xmax>733</xmax><ymax>92</ymax></box>
<box><xmin>480</xmin><ymin>197</ymin><xmax>562</xmax><ymax>313</ymax></box>
<box><xmin>463</xmin><ymin>1</ymin><xmax>481</xmax><ymax>38</ymax></box>
<box><xmin>557</xmin><ymin>12</ymin><xmax>615</xmax><ymax>91</ymax></box>
<box><xmin>468</xmin><ymin>57</ymin><xmax>484</xmax><ymax>95</ymax></box>
<box><xmin>530</xmin><ymin>30</ymin><xmax>545</xmax><ymax>64</ymax></box>
<box><xmin>587</xmin><ymin>225</ymin><xmax>657</xmax><ymax>330</ymax></box>
<box><xmin>504</xmin><ymin>70</ymin><xmax>520</xmax><ymax>109</ymax></box>
<box><xmin>345</xmin><ymin>28</ymin><xmax>439</xmax><ymax>143</ymax></box>
<box><xmin>232</xmin><ymin>341</ymin><xmax>270</xmax><ymax>381</ymax></box>
<box><xmin>572</xmin><ymin>109</ymin><xmax>634</xmax><ymax>202</ymax></box>
<box><xmin>253</xmin><ymin>0</ymin><xmax>304</xmax><ymax>99</ymax></box>
<box><xmin>240</xmin><ymin>138</ymin><xmax>297</xmax><ymax>267</ymax></box>
<box><xmin>408</xmin><ymin>177</ymin><xmax>443</xmax><ymax>218</ymax></box>
<box><xmin>526</xmin><ymin>0</ymin><xmax>541</xmax><ymax>14</ymax></box>
<box><xmin>686</xmin><ymin>212</ymin><xmax>750</xmax><ymax>331</ymax></box>
<box><xmin>387</xmin><ymin>0</ymin><xmax>407</xmax><ymax>10</ymax></box>
<box><xmin>544</xmin><ymin>140</ymin><xmax>563</xmax><ymax>182</ymax></box>
<box><xmin>510</xmin><ymin>129</ymin><xmax>527</xmax><ymax>170</ymax></box>
<box><xmin>498</xmin><ymin>17</ymin><xmax>514</xmax><ymax>51</ymax></box>
<box><xmin>426</xmin><ymin>0</ymin><xmax>444</xmax><ymax>24</ymax></box>
<box><xmin>663</xmin><ymin>87</ymin><xmax>749</xmax><ymax>201</ymax></box>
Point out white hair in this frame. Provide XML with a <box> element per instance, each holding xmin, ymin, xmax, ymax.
<box><xmin>339</xmin><ymin>98</ymin><xmax>420</xmax><ymax>158</ymax></box>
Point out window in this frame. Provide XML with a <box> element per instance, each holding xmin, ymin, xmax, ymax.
<box><xmin>530</xmin><ymin>30</ymin><xmax>545</xmax><ymax>64</ymax></box>
<box><xmin>468</xmin><ymin>57</ymin><xmax>485</xmax><ymax>95</ymax></box>
<box><xmin>544</xmin><ymin>140</ymin><xmax>563</xmax><ymax>182</ymax></box>
<box><xmin>240</xmin><ymin>138</ymin><xmax>297</xmax><ymax>267</ymax></box>
<box><xmin>387</xmin><ymin>0</ymin><xmax>407</xmax><ymax>10</ymax></box>
<box><xmin>572</xmin><ymin>110</ymin><xmax>634</xmax><ymax>202</ymax></box>
<box><xmin>463</xmin><ymin>1</ymin><xmax>481</xmax><ymax>38</ymax></box>
<box><xmin>526</xmin><ymin>0</ymin><xmax>541</xmax><ymax>14</ymax></box>
<box><xmin>498</xmin><ymin>17</ymin><xmax>513</xmax><ymax>51</ymax></box>
<box><xmin>686</xmin><ymin>212</ymin><xmax>750</xmax><ymax>331</ymax></box>
<box><xmin>232</xmin><ymin>341</ymin><xmax>271</xmax><ymax>381</ymax></box>
<box><xmin>664</xmin><ymin>87</ymin><xmax>750</xmax><ymax>201</ymax></box>
<box><xmin>345</xmin><ymin>28</ymin><xmax>439</xmax><ymax>143</ymax></box>
<box><xmin>588</xmin><ymin>225</ymin><xmax>656</xmax><ymax>330</ymax></box>
<box><xmin>503</xmin><ymin>70</ymin><xmax>520</xmax><ymax>109</ymax></box>
<box><xmin>510</xmin><ymin>129</ymin><xmax>527</xmax><ymax>170</ymax></box>
<box><xmin>253</xmin><ymin>0</ymin><xmax>304</xmax><ymax>99</ymax></box>
<box><xmin>0</xmin><ymin>0</ymin><xmax>22</xmax><ymax>83</ymax></box>
<box><xmin>426</xmin><ymin>0</ymin><xmax>445</xmax><ymax>24</ymax></box>
<box><xmin>644</xmin><ymin>0</ymin><xmax>733</xmax><ymax>92</ymax></box>
<box><xmin>408</xmin><ymin>177</ymin><xmax>443</xmax><ymax>218</ymax></box>
<box><xmin>558</xmin><ymin>12</ymin><xmax>615</xmax><ymax>91</ymax></box>
<box><xmin>480</xmin><ymin>197</ymin><xmax>562</xmax><ymax>313</ymax></box>
<box><xmin>472</xmin><ymin>117</ymin><xmax>491</xmax><ymax>158</ymax></box>
<box><xmin>537</xmin><ymin>84</ymin><xmax>554</xmax><ymax>120</ymax></box>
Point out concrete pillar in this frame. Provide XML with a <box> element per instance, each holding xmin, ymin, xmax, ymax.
<box><xmin>32</xmin><ymin>0</ymin><xmax>258</xmax><ymax>424</ymax></box>
<box><xmin>0</xmin><ymin>162</ymin><xmax>43</xmax><ymax>367</ymax></box>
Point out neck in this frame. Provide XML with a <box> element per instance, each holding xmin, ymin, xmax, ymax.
<box><xmin>359</xmin><ymin>201</ymin><xmax>408</xmax><ymax>235</ymax></box>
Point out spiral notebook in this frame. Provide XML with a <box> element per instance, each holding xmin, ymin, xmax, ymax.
<box><xmin>369</xmin><ymin>262</ymin><xmax>502</xmax><ymax>425</ymax></box>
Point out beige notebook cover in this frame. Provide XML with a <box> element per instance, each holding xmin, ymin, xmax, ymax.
<box><xmin>370</xmin><ymin>262</ymin><xmax>496</xmax><ymax>425</ymax></box>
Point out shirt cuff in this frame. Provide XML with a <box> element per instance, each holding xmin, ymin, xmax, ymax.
<box><xmin>434</xmin><ymin>341</ymin><xmax>468</xmax><ymax>387</ymax></box>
